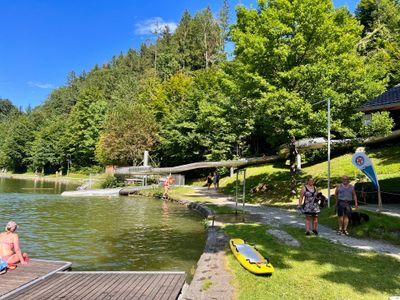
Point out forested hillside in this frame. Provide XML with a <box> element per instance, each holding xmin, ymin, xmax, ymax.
<box><xmin>1</xmin><ymin>0</ymin><xmax>399</xmax><ymax>174</ymax></box>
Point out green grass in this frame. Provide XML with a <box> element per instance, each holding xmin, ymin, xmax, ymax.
<box><xmin>201</xmin><ymin>203</ymin><xmax>247</xmax><ymax>214</ymax></box>
<box><xmin>166</xmin><ymin>187</ymin><xmax>247</xmax><ymax>214</ymax></box>
<box><xmin>218</xmin><ymin>144</ymin><xmax>400</xmax><ymax>205</ymax></box>
<box><xmin>201</xmin><ymin>279</ymin><xmax>213</xmax><ymax>291</ymax></box>
<box><xmin>318</xmin><ymin>206</ymin><xmax>400</xmax><ymax>245</ymax></box>
<box><xmin>224</xmin><ymin>223</ymin><xmax>400</xmax><ymax>300</ymax></box>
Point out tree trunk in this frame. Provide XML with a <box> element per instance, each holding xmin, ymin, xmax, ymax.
<box><xmin>289</xmin><ymin>136</ymin><xmax>298</xmax><ymax>195</ymax></box>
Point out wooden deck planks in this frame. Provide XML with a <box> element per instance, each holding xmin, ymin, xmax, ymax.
<box><xmin>5</xmin><ymin>271</ymin><xmax>186</xmax><ymax>300</ymax></box>
<box><xmin>130</xmin><ymin>274</ymin><xmax>156</xmax><ymax>298</ymax></box>
<box><xmin>141</xmin><ymin>274</ymin><xmax>171</xmax><ymax>300</ymax></box>
<box><xmin>10</xmin><ymin>270</ymin><xmax>83</xmax><ymax>300</ymax></box>
<box><xmin>74</xmin><ymin>273</ymin><xmax>111</xmax><ymax>300</ymax></box>
<box><xmin>86</xmin><ymin>273</ymin><xmax>126</xmax><ymax>300</ymax></box>
<box><xmin>98</xmin><ymin>274</ymin><xmax>139</xmax><ymax>300</ymax></box>
<box><xmin>160</xmin><ymin>274</ymin><xmax>187</xmax><ymax>300</ymax></box>
<box><xmin>0</xmin><ymin>259</ymin><xmax>71</xmax><ymax>299</ymax></box>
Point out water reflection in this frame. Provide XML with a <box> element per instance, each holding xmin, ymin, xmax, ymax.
<box><xmin>0</xmin><ymin>179</ymin><xmax>206</xmax><ymax>276</ymax></box>
<box><xmin>0</xmin><ymin>177</ymin><xmax>78</xmax><ymax>194</ymax></box>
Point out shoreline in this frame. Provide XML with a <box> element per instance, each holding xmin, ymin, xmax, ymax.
<box><xmin>163</xmin><ymin>195</ymin><xmax>234</xmax><ymax>299</ymax></box>
<box><xmin>0</xmin><ymin>173</ymin><xmax>85</xmax><ymax>185</ymax></box>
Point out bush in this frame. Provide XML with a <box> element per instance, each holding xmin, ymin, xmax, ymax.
<box><xmin>359</xmin><ymin>111</ymin><xmax>394</xmax><ymax>138</ymax></box>
<box><xmin>70</xmin><ymin>165</ymin><xmax>104</xmax><ymax>175</ymax></box>
<box><xmin>303</xmin><ymin>148</ymin><xmax>328</xmax><ymax>164</ymax></box>
<box><xmin>101</xmin><ymin>175</ymin><xmax>122</xmax><ymax>188</ymax></box>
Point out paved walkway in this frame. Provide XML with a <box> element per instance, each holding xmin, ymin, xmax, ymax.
<box><xmin>360</xmin><ymin>203</ymin><xmax>400</xmax><ymax>218</ymax></box>
<box><xmin>182</xmin><ymin>228</ymin><xmax>233</xmax><ymax>300</ymax></box>
<box><xmin>193</xmin><ymin>187</ymin><xmax>400</xmax><ymax>260</ymax></box>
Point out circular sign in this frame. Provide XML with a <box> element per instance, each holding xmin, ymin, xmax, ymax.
<box><xmin>355</xmin><ymin>156</ymin><xmax>365</xmax><ymax>166</ymax></box>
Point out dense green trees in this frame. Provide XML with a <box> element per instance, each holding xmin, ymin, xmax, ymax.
<box><xmin>96</xmin><ymin>101</ymin><xmax>159</xmax><ymax>165</ymax></box>
<box><xmin>356</xmin><ymin>0</ymin><xmax>400</xmax><ymax>87</ymax></box>
<box><xmin>1</xmin><ymin>1</ymin><xmax>398</xmax><ymax>174</ymax></box>
<box><xmin>0</xmin><ymin>99</ymin><xmax>19</xmax><ymax>121</ymax></box>
<box><xmin>230</xmin><ymin>0</ymin><xmax>387</xmax><ymax>148</ymax></box>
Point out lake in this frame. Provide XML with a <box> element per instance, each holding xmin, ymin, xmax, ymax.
<box><xmin>0</xmin><ymin>177</ymin><xmax>207</xmax><ymax>276</ymax></box>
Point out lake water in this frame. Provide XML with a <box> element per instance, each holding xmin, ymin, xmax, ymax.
<box><xmin>0</xmin><ymin>177</ymin><xmax>207</xmax><ymax>276</ymax></box>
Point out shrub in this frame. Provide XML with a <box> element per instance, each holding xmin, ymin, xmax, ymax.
<box><xmin>101</xmin><ymin>175</ymin><xmax>122</xmax><ymax>188</ymax></box>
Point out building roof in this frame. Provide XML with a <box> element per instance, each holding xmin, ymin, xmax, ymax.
<box><xmin>360</xmin><ymin>83</ymin><xmax>400</xmax><ymax>112</ymax></box>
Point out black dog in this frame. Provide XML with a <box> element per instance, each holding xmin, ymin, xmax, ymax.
<box><xmin>314</xmin><ymin>192</ymin><xmax>328</xmax><ymax>208</ymax></box>
<box><xmin>350</xmin><ymin>211</ymin><xmax>370</xmax><ymax>225</ymax></box>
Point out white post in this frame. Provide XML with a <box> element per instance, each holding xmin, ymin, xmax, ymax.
<box><xmin>144</xmin><ymin>151</ymin><xmax>149</xmax><ymax>167</ymax></box>
<box><xmin>377</xmin><ymin>185</ymin><xmax>382</xmax><ymax>210</ymax></box>
<box><xmin>296</xmin><ymin>153</ymin><xmax>302</xmax><ymax>170</ymax></box>
<box><xmin>327</xmin><ymin>98</ymin><xmax>331</xmax><ymax>208</ymax></box>
<box><xmin>242</xmin><ymin>169</ymin><xmax>246</xmax><ymax>213</ymax></box>
<box><xmin>235</xmin><ymin>171</ymin><xmax>239</xmax><ymax>214</ymax></box>
<box><xmin>144</xmin><ymin>151</ymin><xmax>149</xmax><ymax>186</ymax></box>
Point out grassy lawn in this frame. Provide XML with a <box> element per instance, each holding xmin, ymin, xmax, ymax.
<box><xmin>167</xmin><ymin>187</ymin><xmax>247</xmax><ymax>214</ymax></box>
<box><xmin>224</xmin><ymin>223</ymin><xmax>400</xmax><ymax>300</ymax></box>
<box><xmin>217</xmin><ymin>144</ymin><xmax>400</xmax><ymax>206</ymax></box>
<box><xmin>318</xmin><ymin>206</ymin><xmax>400</xmax><ymax>245</ymax></box>
<box><xmin>166</xmin><ymin>185</ymin><xmax>400</xmax><ymax>245</ymax></box>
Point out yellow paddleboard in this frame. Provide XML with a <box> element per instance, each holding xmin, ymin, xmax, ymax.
<box><xmin>229</xmin><ymin>238</ymin><xmax>274</xmax><ymax>275</ymax></box>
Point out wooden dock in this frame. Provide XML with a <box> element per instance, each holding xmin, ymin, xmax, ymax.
<box><xmin>0</xmin><ymin>259</ymin><xmax>71</xmax><ymax>298</ymax></box>
<box><xmin>1</xmin><ymin>269</ymin><xmax>186</xmax><ymax>300</ymax></box>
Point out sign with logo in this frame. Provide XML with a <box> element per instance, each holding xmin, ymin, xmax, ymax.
<box><xmin>352</xmin><ymin>152</ymin><xmax>379</xmax><ymax>189</ymax></box>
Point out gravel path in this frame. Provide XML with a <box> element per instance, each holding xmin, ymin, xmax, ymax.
<box><xmin>194</xmin><ymin>187</ymin><xmax>400</xmax><ymax>260</ymax></box>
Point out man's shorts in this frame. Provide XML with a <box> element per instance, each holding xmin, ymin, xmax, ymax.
<box><xmin>337</xmin><ymin>200</ymin><xmax>352</xmax><ymax>217</ymax></box>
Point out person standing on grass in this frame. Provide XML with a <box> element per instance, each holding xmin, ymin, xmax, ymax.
<box><xmin>298</xmin><ymin>176</ymin><xmax>320</xmax><ymax>236</ymax></box>
<box><xmin>335</xmin><ymin>176</ymin><xmax>358</xmax><ymax>235</ymax></box>
<box><xmin>213</xmin><ymin>172</ymin><xmax>220</xmax><ymax>189</ymax></box>
<box><xmin>206</xmin><ymin>173</ymin><xmax>213</xmax><ymax>190</ymax></box>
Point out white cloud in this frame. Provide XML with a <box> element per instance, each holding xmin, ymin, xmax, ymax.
<box><xmin>27</xmin><ymin>81</ymin><xmax>54</xmax><ymax>89</ymax></box>
<box><xmin>134</xmin><ymin>17</ymin><xmax>177</xmax><ymax>35</ymax></box>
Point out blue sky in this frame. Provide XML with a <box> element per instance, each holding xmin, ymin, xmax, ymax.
<box><xmin>0</xmin><ymin>0</ymin><xmax>358</xmax><ymax>108</ymax></box>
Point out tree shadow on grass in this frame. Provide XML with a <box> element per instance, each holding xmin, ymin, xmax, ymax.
<box><xmin>368</xmin><ymin>143</ymin><xmax>400</xmax><ymax>167</ymax></box>
<box><xmin>221</xmin><ymin>170</ymin><xmax>336</xmax><ymax>206</ymax></box>
<box><xmin>221</xmin><ymin>171</ymin><xmax>293</xmax><ymax>204</ymax></box>
<box><xmin>224</xmin><ymin>223</ymin><xmax>400</xmax><ymax>295</ymax></box>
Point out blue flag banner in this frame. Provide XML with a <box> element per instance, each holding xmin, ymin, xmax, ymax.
<box><xmin>352</xmin><ymin>152</ymin><xmax>379</xmax><ymax>189</ymax></box>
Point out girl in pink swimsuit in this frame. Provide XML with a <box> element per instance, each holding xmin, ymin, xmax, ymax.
<box><xmin>0</xmin><ymin>221</ymin><xmax>28</xmax><ymax>265</ymax></box>
<box><xmin>162</xmin><ymin>174</ymin><xmax>174</xmax><ymax>200</ymax></box>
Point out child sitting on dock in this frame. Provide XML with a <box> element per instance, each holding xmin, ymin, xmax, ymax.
<box><xmin>0</xmin><ymin>221</ymin><xmax>29</xmax><ymax>266</ymax></box>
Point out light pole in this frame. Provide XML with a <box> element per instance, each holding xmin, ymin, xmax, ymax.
<box><xmin>327</xmin><ymin>97</ymin><xmax>331</xmax><ymax>208</ymax></box>
<box><xmin>312</xmin><ymin>98</ymin><xmax>331</xmax><ymax>208</ymax></box>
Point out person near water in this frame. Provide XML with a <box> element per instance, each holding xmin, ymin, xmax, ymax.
<box><xmin>0</xmin><ymin>221</ymin><xmax>28</xmax><ymax>266</ymax></box>
<box><xmin>162</xmin><ymin>174</ymin><xmax>174</xmax><ymax>199</ymax></box>
<box><xmin>213</xmin><ymin>172</ymin><xmax>220</xmax><ymax>189</ymax></box>
<box><xmin>335</xmin><ymin>176</ymin><xmax>358</xmax><ymax>235</ymax></box>
<box><xmin>298</xmin><ymin>176</ymin><xmax>320</xmax><ymax>236</ymax></box>
<box><xmin>206</xmin><ymin>173</ymin><xmax>213</xmax><ymax>189</ymax></box>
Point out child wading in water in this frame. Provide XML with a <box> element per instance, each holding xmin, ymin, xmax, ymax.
<box><xmin>162</xmin><ymin>174</ymin><xmax>174</xmax><ymax>200</ymax></box>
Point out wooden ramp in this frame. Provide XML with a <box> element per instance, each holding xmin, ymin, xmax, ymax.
<box><xmin>3</xmin><ymin>271</ymin><xmax>186</xmax><ymax>300</ymax></box>
<box><xmin>0</xmin><ymin>259</ymin><xmax>71</xmax><ymax>299</ymax></box>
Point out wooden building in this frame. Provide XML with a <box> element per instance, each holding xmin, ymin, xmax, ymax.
<box><xmin>360</xmin><ymin>84</ymin><xmax>400</xmax><ymax>129</ymax></box>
